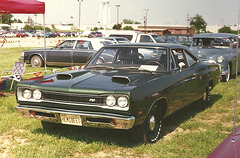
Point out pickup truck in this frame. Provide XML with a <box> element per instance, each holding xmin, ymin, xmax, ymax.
<box><xmin>106</xmin><ymin>30</ymin><xmax>165</xmax><ymax>43</ymax></box>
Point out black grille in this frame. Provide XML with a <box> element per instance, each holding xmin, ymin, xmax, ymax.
<box><xmin>42</xmin><ymin>90</ymin><xmax>106</xmax><ymax>105</ymax></box>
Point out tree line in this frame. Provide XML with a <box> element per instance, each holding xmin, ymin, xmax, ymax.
<box><xmin>0</xmin><ymin>14</ymin><xmax>238</xmax><ymax>34</ymax></box>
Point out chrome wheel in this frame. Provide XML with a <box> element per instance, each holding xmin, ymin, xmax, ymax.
<box><xmin>149</xmin><ymin>115</ymin><xmax>156</xmax><ymax>132</ymax></box>
<box><xmin>143</xmin><ymin>105</ymin><xmax>162</xmax><ymax>143</ymax></box>
<box><xmin>221</xmin><ymin>64</ymin><xmax>231</xmax><ymax>82</ymax></box>
<box><xmin>31</xmin><ymin>55</ymin><xmax>43</xmax><ymax>67</ymax></box>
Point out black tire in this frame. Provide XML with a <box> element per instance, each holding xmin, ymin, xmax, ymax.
<box><xmin>30</xmin><ymin>55</ymin><xmax>43</xmax><ymax>67</ymax></box>
<box><xmin>221</xmin><ymin>64</ymin><xmax>231</xmax><ymax>82</ymax></box>
<box><xmin>142</xmin><ymin>105</ymin><xmax>163</xmax><ymax>143</ymax></box>
<box><xmin>202</xmin><ymin>85</ymin><xmax>210</xmax><ymax>109</ymax></box>
<box><xmin>41</xmin><ymin>121</ymin><xmax>62</xmax><ymax>131</ymax></box>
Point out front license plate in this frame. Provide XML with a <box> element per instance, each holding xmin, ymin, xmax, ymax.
<box><xmin>61</xmin><ymin>114</ymin><xmax>82</xmax><ymax>126</ymax></box>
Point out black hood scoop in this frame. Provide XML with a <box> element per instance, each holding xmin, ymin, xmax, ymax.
<box><xmin>56</xmin><ymin>71</ymin><xmax>89</xmax><ymax>80</ymax></box>
<box><xmin>56</xmin><ymin>74</ymin><xmax>73</xmax><ymax>80</ymax></box>
<box><xmin>112</xmin><ymin>75</ymin><xmax>132</xmax><ymax>84</ymax></box>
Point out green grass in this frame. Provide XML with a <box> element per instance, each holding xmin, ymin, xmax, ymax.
<box><xmin>0</xmin><ymin>47</ymin><xmax>240</xmax><ymax>157</ymax></box>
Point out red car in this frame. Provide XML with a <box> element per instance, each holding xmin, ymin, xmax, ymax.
<box><xmin>16</xmin><ymin>32</ymin><xmax>25</xmax><ymax>37</ymax></box>
<box><xmin>88</xmin><ymin>31</ymin><xmax>103</xmax><ymax>38</ymax></box>
<box><xmin>208</xmin><ymin>125</ymin><xmax>240</xmax><ymax>158</ymax></box>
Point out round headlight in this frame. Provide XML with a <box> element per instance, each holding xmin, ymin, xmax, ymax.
<box><xmin>106</xmin><ymin>95</ymin><xmax>116</xmax><ymax>107</ymax></box>
<box><xmin>117</xmin><ymin>96</ymin><xmax>128</xmax><ymax>108</ymax></box>
<box><xmin>33</xmin><ymin>89</ymin><xmax>42</xmax><ymax>100</ymax></box>
<box><xmin>217</xmin><ymin>56</ymin><xmax>224</xmax><ymax>63</ymax></box>
<box><xmin>22</xmin><ymin>89</ymin><xmax>32</xmax><ymax>99</ymax></box>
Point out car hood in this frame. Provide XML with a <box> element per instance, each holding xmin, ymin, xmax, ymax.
<box><xmin>190</xmin><ymin>47</ymin><xmax>231</xmax><ymax>59</ymax></box>
<box><xmin>26</xmin><ymin>69</ymin><xmax>164</xmax><ymax>92</ymax></box>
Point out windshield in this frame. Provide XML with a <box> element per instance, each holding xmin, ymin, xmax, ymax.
<box><xmin>192</xmin><ymin>38</ymin><xmax>231</xmax><ymax>48</ymax></box>
<box><xmin>87</xmin><ymin>47</ymin><xmax>168</xmax><ymax>72</ymax></box>
<box><xmin>152</xmin><ymin>35</ymin><xmax>166</xmax><ymax>43</ymax></box>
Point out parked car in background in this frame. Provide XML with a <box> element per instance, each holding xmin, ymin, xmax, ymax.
<box><xmin>45</xmin><ymin>32</ymin><xmax>56</xmax><ymax>38</ymax></box>
<box><xmin>100</xmin><ymin>37</ymin><xmax>130</xmax><ymax>44</ymax></box>
<box><xmin>16</xmin><ymin>32</ymin><xmax>26</xmax><ymax>37</ymax></box>
<box><xmin>88</xmin><ymin>31</ymin><xmax>103</xmax><ymax>38</ymax></box>
<box><xmin>54</xmin><ymin>32</ymin><xmax>60</xmax><ymax>37</ymax></box>
<box><xmin>19</xmin><ymin>38</ymin><xmax>113</xmax><ymax>67</ymax></box>
<box><xmin>1</xmin><ymin>32</ymin><xmax>16</xmax><ymax>38</ymax></box>
<box><xmin>163</xmin><ymin>34</ymin><xmax>193</xmax><ymax>46</ymax></box>
<box><xmin>16</xmin><ymin>43</ymin><xmax>220</xmax><ymax>143</ymax></box>
<box><xmin>105</xmin><ymin>30</ymin><xmax>165</xmax><ymax>43</ymax></box>
<box><xmin>190</xmin><ymin>33</ymin><xmax>240</xmax><ymax>82</ymax></box>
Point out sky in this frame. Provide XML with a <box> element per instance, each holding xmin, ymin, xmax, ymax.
<box><xmin>13</xmin><ymin>0</ymin><xmax>239</xmax><ymax>26</ymax></box>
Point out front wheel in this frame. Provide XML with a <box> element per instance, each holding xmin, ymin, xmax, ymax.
<box><xmin>221</xmin><ymin>64</ymin><xmax>231</xmax><ymax>82</ymax></box>
<box><xmin>142</xmin><ymin>105</ymin><xmax>163</xmax><ymax>143</ymax></box>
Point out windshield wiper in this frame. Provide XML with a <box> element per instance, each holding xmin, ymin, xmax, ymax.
<box><xmin>117</xmin><ymin>66</ymin><xmax>139</xmax><ymax>70</ymax></box>
<box><xmin>88</xmin><ymin>65</ymin><xmax>115</xmax><ymax>70</ymax></box>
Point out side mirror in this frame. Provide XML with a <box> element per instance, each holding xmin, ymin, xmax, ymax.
<box><xmin>179</xmin><ymin>62</ymin><xmax>186</xmax><ymax>72</ymax></box>
<box><xmin>232</xmin><ymin>42</ymin><xmax>238</xmax><ymax>49</ymax></box>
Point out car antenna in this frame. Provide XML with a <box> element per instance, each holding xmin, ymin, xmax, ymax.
<box><xmin>232</xmin><ymin>4</ymin><xmax>239</xmax><ymax>143</ymax></box>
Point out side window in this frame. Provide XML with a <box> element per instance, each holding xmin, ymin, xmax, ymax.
<box><xmin>75</xmin><ymin>41</ymin><xmax>93</xmax><ymax>50</ymax></box>
<box><xmin>57</xmin><ymin>40</ymin><xmax>75</xmax><ymax>49</ymax></box>
<box><xmin>184</xmin><ymin>50</ymin><xmax>197</xmax><ymax>67</ymax></box>
<box><xmin>140</xmin><ymin>35</ymin><xmax>153</xmax><ymax>43</ymax></box>
<box><xmin>170</xmin><ymin>53</ymin><xmax>177</xmax><ymax>69</ymax></box>
<box><xmin>171</xmin><ymin>49</ymin><xmax>187</xmax><ymax>69</ymax></box>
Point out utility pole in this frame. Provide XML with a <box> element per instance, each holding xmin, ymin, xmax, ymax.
<box><xmin>144</xmin><ymin>9</ymin><xmax>149</xmax><ymax>33</ymax></box>
<box><xmin>115</xmin><ymin>4</ymin><xmax>120</xmax><ymax>24</ymax></box>
<box><xmin>78</xmin><ymin>0</ymin><xmax>83</xmax><ymax>36</ymax></box>
<box><xmin>186</xmin><ymin>12</ymin><xmax>190</xmax><ymax>35</ymax></box>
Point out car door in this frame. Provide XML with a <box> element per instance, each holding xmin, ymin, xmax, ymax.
<box><xmin>167</xmin><ymin>48</ymin><xmax>203</xmax><ymax>111</ymax></box>
<box><xmin>73</xmin><ymin>40</ymin><xmax>96</xmax><ymax>65</ymax></box>
<box><xmin>47</xmin><ymin>40</ymin><xmax>76</xmax><ymax>66</ymax></box>
<box><xmin>230</xmin><ymin>37</ymin><xmax>240</xmax><ymax>74</ymax></box>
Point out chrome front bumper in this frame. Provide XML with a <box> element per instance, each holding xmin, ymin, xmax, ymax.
<box><xmin>16</xmin><ymin>105</ymin><xmax>135</xmax><ymax>130</ymax></box>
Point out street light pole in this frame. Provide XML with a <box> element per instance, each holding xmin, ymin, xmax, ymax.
<box><xmin>78</xmin><ymin>0</ymin><xmax>83</xmax><ymax>36</ymax></box>
<box><xmin>144</xmin><ymin>9</ymin><xmax>149</xmax><ymax>33</ymax></box>
<box><xmin>115</xmin><ymin>4</ymin><xmax>120</xmax><ymax>25</ymax></box>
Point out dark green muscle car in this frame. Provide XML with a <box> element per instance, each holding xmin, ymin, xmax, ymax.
<box><xmin>16</xmin><ymin>43</ymin><xmax>220</xmax><ymax>143</ymax></box>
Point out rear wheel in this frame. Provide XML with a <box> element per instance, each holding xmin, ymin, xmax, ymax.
<box><xmin>142</xmin><ymin>105</ymin><xmax>163</xmax><ymax>143</ymax></box>
<box><xmin>31</xmin><ymin>55</ymin><xmax>43</xmax><ymax>67</ymax></box>
<box><xmin>202</xmin><ymin>85</ymin><xmax>210</xmax><ymax>109</ymax></box>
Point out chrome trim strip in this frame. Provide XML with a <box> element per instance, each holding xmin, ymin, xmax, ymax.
<box><xmin>17</xmin><ymin>88</ymin><xmax>129</xmax><ymax>111</ymax></box>
<box><xmin>43</xmin><ymin>99</ymin><xmax>129</xmax><ymax>111</ymax></box>
<box><xmin>16</xmin><ymin>105</ymin><xmax>135</xmax><ymax>130</ymax></box>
